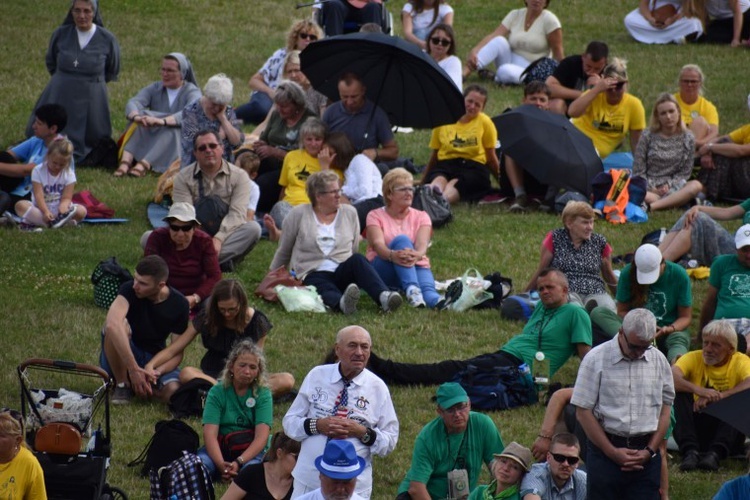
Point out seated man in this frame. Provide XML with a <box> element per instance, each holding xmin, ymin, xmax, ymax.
<box><xmin>699</xmin><ymin>224</ymin><xmax>750</xmax><ymax>354</ymax></box>
<box><xmin>172</xmin><ymin>130</ymin><xmax>262</xmax><ymax>272</ymax></box>
<box><xmin>368</xmin><ymin>268</ymin><xmax>592</xmax><ymax>395</ymax></box>
<box><xmin>100</xmin><ymin>255</ymin><xmax>189</xmax><ymax>404</ymax></box>
<box><xmin>545</xmin><ymin>41</ymin><xmax>609</xmax><ymax>116</ymax></box>
<box><xmin>322</xmin><ymin>72</ymin><xmax>399</xmax><ymax>165</ymax></box>
<box><xmin>521</xmin><ymin>432</ymin><xmax>587</xmax><ymax>500</ymax></box>
<box><xmin>296</xmin><ymin>440</ymin><xmax>367</xmax><ymax>500</ymax></box>
<box><xmin>396</xmin><ymin>382</ymin><xmax>505</xmax><ymax>499</ymax></box>
<box><xmin>0</xmin><ymin>104</ymin><xmax>68</xmax><ymax>216</ymax></box>
<box><xmin>697</xmin><ymin>119</ymin><xmax>750</xmax><ymax>202</ymax></box>
<box><xmin>314</xmin><ymin>0</ymin><xmax>384</xmax><ymax>37</ymax></box>
<box><xmin>673</xmin><ymin>320</ymin><xmax>750</xmax><ymax>472</ymax></box>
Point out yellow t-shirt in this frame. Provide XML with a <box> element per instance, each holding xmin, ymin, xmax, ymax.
<box><xmin>674</xmin><ymin>94</ymin><xmax>719</xmax><ymax>127</ymax></box>
<box><xmin>572</xmin><ymin>91</ymin><xmax>646</xmax><ymax>159</ymax></box>
<box><xmin>279</xmin><ymin>149</ymin><xmax>321</xmax><ymax>206</ymax></box>
<box><xmin>675</xmin><ymin>350</ymin><xmax>750</xmax><ymax>401</ymax></box>
<box><xmin>0</xmin><ymin>447</ymin><xmax>46</xmax><ymax>500</ymax></box>
<box><xmin>729</xmin><ymin>123</ymin><xmax>750</xmax><ymax>145</ymax></box>
<box><xmin>430</xmin><ymin>112</ymin><xmax>498</xmax><ymax>164</ymax></box>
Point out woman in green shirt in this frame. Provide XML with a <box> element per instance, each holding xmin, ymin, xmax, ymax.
<box><xmin>469</xmin><ymin>442</ymin><xmax>532</xmax><ymax>500</ymax></box>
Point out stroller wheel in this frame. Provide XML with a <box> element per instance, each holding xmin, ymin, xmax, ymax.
<box><xmin>100</xmin><ymin>485</ymin><xmax>128</xmax><ymax>500</ymax></box>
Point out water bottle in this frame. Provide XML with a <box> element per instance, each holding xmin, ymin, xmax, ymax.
<box><xmin>533</xmin><ymin>351</ymin><xmax>550</xmax><ymax>385</ymax></box>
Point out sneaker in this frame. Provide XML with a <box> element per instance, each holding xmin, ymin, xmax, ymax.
<box><xmin>478</xmin><ymin>193</ymin><xmax>508</xmax><ymax>205</ymax></box>
<box><xmin>406</xmin><ymin>286</ymin><xmax>426</xmax><ymax>308</ymax></box>
<box><xmin>379</xmin><ymin>291</ymin><xmax>403</xmax><ymax>313</ymax></box>
<box><xmin>51</xmin><ymin>207</ymin><xmax>77</xmax><ymax>228</ymax></box>
<box><xmin>2</xmin><ymin>211</ymin><xmax>18</xmax><ymax>228</ymax></box>
<box><xmin>697</xmin><ymin>451</ymin><xmax>720</xmax><ymax>471</ymax></box>
<box><xmin>436</xmin><ymin>280</ymin><xmax>463</xmax><ymax>311</ymax></box>
<box><xmin>111</xmin><ymin>383</ymin><xmax>133</xmax><ymax>405</ymax></box>
<box><xmin>18</xmin><ymin>223</ymin><xmax>43</xmax><ymax>233</ymax></box>
<box><xmin>680</xmin><ymin>450</ymin><xmax>700</xmax><ymax>471</ymax></box>
<box><xmin>339</xmin><ymin>283</ymin><xmax>360</xmax><ymax>315</ymax></box>
<box><xmin>509</xmin><ymin>195</ymin><xmax>528</xmax><ymax>213</ymax></box>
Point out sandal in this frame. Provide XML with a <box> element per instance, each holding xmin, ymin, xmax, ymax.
<box><xmin>128</xmin><ymin>162</ymin><xmax>149</xmax><ymax>178</ymax></box>
<box><xmin>113</xmin><ymin>161</ymin><xmax>130</xmax><ymax>177</ymax></box>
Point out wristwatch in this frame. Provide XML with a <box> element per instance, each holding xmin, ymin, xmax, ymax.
<box><xmin>644</xmin><ymin>446</ymin><xmax>657</xmax><ymax>461</ymax></box>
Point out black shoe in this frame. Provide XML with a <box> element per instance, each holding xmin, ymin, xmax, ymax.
<box><xmin>697</xmin><ymin>451</ymin><xmax>720</xmax><ymax>471</ymax></box>
<box><xmin>436</xmin><ymin>280</ymin><xmax>463</xmax><ymax>311</ymax></box>
<box><xmin>220</xmin><ymin>260</ymin><xmax>236</xmax><ymax>273</ymax></box>
<box><xmin>679</xmin><ymin>450</ymin><xmax>700</xmax><ymax>471</ymax></box>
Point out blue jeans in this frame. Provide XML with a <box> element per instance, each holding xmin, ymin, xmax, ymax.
<box><xmin>371</xmin><ymin>235</ymin><xmax>440</xmax><ymax>308</ymax></box>
<box><xmin>197</xmin><ymin>446</ymin><xmax>263</xmax><ymax>480</ymax></box>
<box><xmin>235</xmin><ymin>92</ymin><xmax>272</xmax><ymax>125</ymax></box>
<box><xmin>586</xmin><ymin>442</ymin><xmax>661</xmax><ymax>500</ymax></box>
<box><xmin>304</xmin><ymin>254</ymin><xmax>389</xmax><ymax>311</ymax></box>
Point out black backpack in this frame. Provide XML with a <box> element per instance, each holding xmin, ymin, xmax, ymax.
<box><xmin>168</xmin><ymin>379</ymin><xmax>214</xmax><ymax>418</ymax></box>
<box><xmin>149</xmin><ymin>450</ymin><xmax>215</xmax><ymax>500</ymax></box>
<box><xmin>91</xmin><ymin>257</ymin><xmax>132</xmax><ymax>309</ymax></box>
<box><xmin>128</xmin><ymin>419</ymin><xmax>200</xmax><ymax>477</ymax></box>
<box><xmin>452</xmin><ymin>364</ymin><xmax>538</xmax><ymax>411</ymax></box>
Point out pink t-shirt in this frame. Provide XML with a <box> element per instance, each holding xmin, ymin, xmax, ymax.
<box><xmin>541</xmin><ymin>231</ymin><xmax>613</xmax><ymax>257</ymax></box>
<box><xmin>365</xmin><ymin>207</ymin><xmax>432</xmax><ymax>267</ymax></box>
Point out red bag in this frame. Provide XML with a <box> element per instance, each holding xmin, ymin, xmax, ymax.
<box><xmin>255</xmin><ymin>267</ymin><xmax>303</xmax><ymax>302</ymax></box>
<box><xmin>72</xmin><ymin>190</ymin><xmax>115</xmax><ymax>219</ymax></box>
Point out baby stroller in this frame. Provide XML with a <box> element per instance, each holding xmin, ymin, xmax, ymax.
<box><xmin>17</xmin><ymin>358</ymin><xmax>128</xmax><ymax>500</ymax></box>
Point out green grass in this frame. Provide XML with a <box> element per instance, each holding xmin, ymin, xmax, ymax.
<box><xmin>1</xmin><ymin>1</ymin><xmax>748</xmax><ymax>498</ymax></box>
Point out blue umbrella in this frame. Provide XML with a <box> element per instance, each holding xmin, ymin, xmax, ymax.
<box><xmin>300</xmin><ymin>32</ymin><xmax>465</xmax><ymax>129</ymax></box>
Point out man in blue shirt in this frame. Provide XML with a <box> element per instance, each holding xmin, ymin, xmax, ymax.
<box><xmin>521</xmin><ymin>432</ymin><xmax>587</xmax><ymax>500</ymax></box>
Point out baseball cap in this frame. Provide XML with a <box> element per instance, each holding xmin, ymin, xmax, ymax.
<box><xmin>436</xmin><ymin>382</ymin><xmax>469</xmax><ymax>410</ymax></box>
<box><xmin>735</xmin><ymin>224</ymin><xmax>750</xmax><ymax>249</ymax></box>
<box><xmin>634</xmin><ymin>244</ymin><xmax>662</xmax><ymax>285</ymax></box>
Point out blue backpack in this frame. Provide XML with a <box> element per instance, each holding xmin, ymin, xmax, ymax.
<box><xmin>452</xmin><ymin>364</ymin><xmax>538</xmax><ymax>411</ymax></box>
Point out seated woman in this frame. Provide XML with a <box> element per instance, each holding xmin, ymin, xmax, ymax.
<box><xmin>699</xmin><ymin>0</ymin><xmax>750</xmax><ymax>46</ymax></box>
<box><xmin>590</xmin><ymin>244</ymin><xmax>692</xmax><ymax>363</ymax></box>
<box><xmin>253</xmin><ymin>81</ymin><xmax>318</xmax><ymax>214</ymax></box>
<box><xmin>144</xmin><ymin>279</ymin><xmax>295</xmax><ymax>397</ymax></box>
<box><xmin>658</xmin><ymin>199</ymin><xmax>750</xmax><ymax>264</ymax></box>
<box><xmin>624</xmin><ymin>0</ymin><xmax>703</xmax><ymax>44</ymax></box>
<box><xmin>221</xmin><ymin>431</ymin><xmax>300</xmax><ymax>500</ymax></box>
<box><xmin>422</xmin><ymin>84</ymin><xmax>500</xmax><ymax>204</ymax></box>
<box><xmin>696</xmin><ymin>117</ymin><xmax>750</xmax><ymax>202</ymax></box>
<box><xmin>198</xmin><ymin>341</ymin><xmax>271</xmax><ymax>481</ymax></box>
<box><xmin>0</xmin><ymin>410</ymin><xmax>46</xmax><ymax>500</ymax></box>
<box><xmin>674</xmin><ymin>64</ymin><xmax>719</xmax><ymax>150</ymax></box>
<box><xmin>569</xmin><ymin>58</ymin><xmax>646</xmax><ymax>159</ymax></box>
<box><xmin>525</xmin><ymin>201</ymin><xmax>617</xmax><ymax>312</ymax></box>
<box><xmin>402</xmin><ymin>0</ymin><xmax>455</xmax><ymax>50</ymax></box>
<box><xmin>634</xmin><ymin>93</ymin><xmax>702</xmax><ymax>212</ymax></box>
<box><xmin>269</xmin><ymin>170</ymin><xmax>402</xmax><ymax>314</ymax></box>
<box><xmin>235</xmin><ymin>19</ymin><xmax>323</xmax><ymax>125</ymax></box>
<box><xmin>469</xmin><ymin>442</ymin><xmax>532</xmax><ymax>500</ymax></box>
<box><xmin>180</xmin><ymin>74</ymin><xmax>243</xmax><ymax>167</ymax></box>
<box><xmin>115</xmin><ymin>53</ymin><xmax>201</xmax><ymax>177</ymax></box>
<box><xmin>142</xmin><ymin>202</ymin><xmax>220</xmax><ymax>312</ymax></box>
<box><xmin>466</xmin><ymin>0</ymin><xmax>563</xmax><ymax>85</ymax></box>
<box><xmin>425</xmin><ymin>24</ymin><xmax>462</xmax><ymax>90</ymax></box>
<box><xmin>366</xmin><ymin>168</ymin><xmax>439</xmax><ymax>309</ymax></box>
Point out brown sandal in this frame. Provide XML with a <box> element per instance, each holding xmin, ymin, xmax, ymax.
<box><xmin>113</xmin><ymin>161</ymin><xmax>130</xmax><ymax>177</ymax></box>
<box><xmin>128</xmin><ymin>162</ymin><xmax>149</xmax><ymax>178</ymax></box>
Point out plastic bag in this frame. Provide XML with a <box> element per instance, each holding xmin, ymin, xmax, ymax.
<box><xmin>275</xmin><ymin>285</ymin><xmax>327</xmax><ymax>313</ymax></box>
<box><xmin>449</xmin><ymin>268</ymin><xmax>493</xmax><ymax>312</ymax></box>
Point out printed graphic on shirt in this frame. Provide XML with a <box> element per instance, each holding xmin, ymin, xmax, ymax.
<box><xmin>593</xmin><ymin>114</ymin><xmax>624</xmax><ymax>134</ymax></box>
<box><xmin>646</xmin><ymin>291</ymin><xmax>668</xmax><ymax>320</ymax></box>
<box><xmin>729</xmin><ymin>274</ymin><xmax>750</xmax><ymax>297</ymax></box>
<box><xmin>450</xmin><ymin>133</ymin><xmax>478</xmax><ymax>149</ymax></box>
<box><xmin>295</xmin><ymin>165</ymin><xmax>313</xmax><ymax>182</ymax></box>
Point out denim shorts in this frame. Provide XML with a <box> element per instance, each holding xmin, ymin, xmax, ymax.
<box><xmin>99</xmin><ymin>330</ymin><xmax>180</xmax><ymax>386</ymax></box>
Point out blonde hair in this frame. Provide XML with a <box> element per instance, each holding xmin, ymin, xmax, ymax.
<box><xmin>679</xmin><ymin>64</ymin><xmax>706</xmax><ymax>95</ymax></box>
<box><xmin>46</xmin><ymin>138</ymin><xmax>74</xmax><ymax>171</ymax></box>
<box><xmin>287</xmin><ymin>19</ymin><xmax>324</xmax><ymax>51</ymax></box>
<box><xmin>649</xmin><ymin>93</ymin><xmax>686</xmax><ymax>133</ymax></box>
<box><xmin>0</xmin><ymin>412</ymin><xmax>26</xmax><ymax>449</ymax></box>
<box><xmin>561</xmin><ymin>200</ymin><xmax>595</xmax><ymax>225</ymax></box>
<box><xmin>602</xmin><ymin>58</ymin><xmax>628</xmax><ymax>81</ymax></box>
<box><xmin>382</xmin><ymin>168</ymin><xmax>414</xmax><ymax>206</ymax></box>
<box><xmin>220</xmin><ymin>340</ymin><xmax>268</xmax><ymax>390</ymax></box>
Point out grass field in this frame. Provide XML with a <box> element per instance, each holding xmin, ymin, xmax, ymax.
<box><xmin>1</xmin><ymin>1</ymin><xmax>749</xmax><ymax>498</ymax></box>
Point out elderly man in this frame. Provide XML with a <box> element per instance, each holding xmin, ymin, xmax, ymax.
<box><xmin>545</xmin><ymin>41</ymin><xmax>609</xmax><ymax>116</ymax></box>
<box><xmin>283</xmin><ymin>326</ymin><xmax>398</xmax><ymax>499</ymax></box>
<box><xmin>172</xmin><ymin>129</ymin><xmax>261</xmax><ymax>272</ymax></box>
<box><xmin>296</xmin><ymin>440</ymin><xmax>367</xmax><ymax>500</ymax></box>
<box><xmin>521</xmin><ymin>432</ymin><xmax>587</xmax><ymax>500</ymax></box>
<box><xmin>322</xmin><ymin>73</ymin><xmax>398</xmax><ymax>163</ymax></box>
<box><xmin>673</xmin><ymin>320</ymin><xmax>750</xmax><ymax>472</ymax></box>
<box><xmin>572</xmin><ymin>309</ymin><xmax>674</xmax><ymax>500</ymax></box>
<box><xmin>699</xmin><ymin>224</ymin><xmax>750</xmax><ymax>354</ymax></box>
<box><xmin>397</xmin><ymin>382</ymin><xmax>505</xmax><ymax>499</ymax></box>
<box><xmin>100</xmin><ymin>255</ymin><xmax>189</xmax><ymax>405</ymax></box>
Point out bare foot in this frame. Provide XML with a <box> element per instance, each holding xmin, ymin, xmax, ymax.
<box><xmin>264</xmin><ymin>214</ymin><xmax>281</xmax><ymax>242</ymax></box>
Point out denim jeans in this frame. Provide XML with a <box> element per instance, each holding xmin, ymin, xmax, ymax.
<box><xmin>197</xmin><ymin>446</ymin><xmax>262</xmax><ymax>480</ymax></box>
<box><xmin>234</xmin><ymin>92</ymin><xmax>272</xmax><ymax>125</ymax></box>
<box><xmin>371</xmin><ymin>235</ymin><xmax>440</xmax><ymax>308</ymax></box>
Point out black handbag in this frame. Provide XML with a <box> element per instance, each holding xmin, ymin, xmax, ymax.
<box><xmin>218</xmin><ymin>429</ymin><xmax>255</xmax><ymax>461</ymax></box>
<box><xmin>194</xmin><ymin>175</ymin><xmax>228</xmax><ymax>236</ymax></box>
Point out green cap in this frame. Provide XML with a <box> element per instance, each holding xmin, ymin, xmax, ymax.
<box><xmin>436</xmin><ymin>382</ymin><xmax>468</xmax><ymax>409</ymax></box>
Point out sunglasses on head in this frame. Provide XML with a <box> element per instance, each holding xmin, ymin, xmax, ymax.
<box><xmin>197</xmin><ymin>143</ymin><xmax>219</xmax><ymax>152</ymax></box>
<box><xmin>551</xmin><ymin>453</ymin><xmax>580</xmax><ymax>465</ymax></box>
<box><xmin>430</xmin><ymin>37</ymin><xmax>452</xmax><ymax>47</ymax></box>
<box><xmin>299</xmin><ymin>33</ymin><xmax>318</xmax><ymax>41</ymax></box>
<box><xmin>169</xmin><ymin>223</ymin><xmax>194</xmax><ymax>232</ymax></box>
<box><xmin>612</xmin><ymin>81</ymin><xmax>627</xmax><ymax>90</ymax></box>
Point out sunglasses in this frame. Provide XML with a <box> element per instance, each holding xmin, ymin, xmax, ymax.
<box><xmin>611</xmin><ymin>81</ymin><xmax>627</xmax><ymax>90</ymax></box>
<box><xmin>551</xmin><ymin>453</ymin><xmax>580</xmax><ymax>465</ymax></box>
<box><xmin>621</xmin><ymin>332</ymin><xmax>653</xmax><ymax>353</ymax></box>
<box><xmin>299</xmin><ymin>33</ymin><xmax>318</xmax><ymax>41</ymax></box>
<box><xmin>197</xmin><ymin>143</ymin><xmax>220</xmax><ymax>152</ymax></box>
<box><xmin>430</xmin><ymin>37</ymin><xmax>452</xmax><ymax>47</ymax></box>
<box><xmin>169</xmin><ymin>224</ymin><xmax>194</xmax><ymax>232</ymax></box>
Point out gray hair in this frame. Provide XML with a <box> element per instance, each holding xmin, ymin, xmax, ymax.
<box><xmin>702</xmin><ymin>320</ymin><xmax>738</xmax><ymax>351</ymax></box>
<box><xmin>622</xmin><ymin>308</ymin><xmax>657</xmax><ymax>342</ymax></box>
<box><xmin>306</xmin><ymin>170</ymin><xmax>340</xmax><ymax>207</ymax></box>
<box><xmin>299</xmin><ymin>117</ymin><xmax>326</xmax><ymax>148</ymax></box>
<box><xmin>274</xmin><ymin>80</ymin><xmax>307</xmax><ymax>110</ymax></box>
<box><xmin>204</xmin><ymin>73</ymin><xmax>233</xmax><ymax>105</ymax></box>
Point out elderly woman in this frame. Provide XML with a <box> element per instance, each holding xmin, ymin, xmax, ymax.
<box><xmin>235</xmin><ymin>19</ymin><xmax>323</xmax><ymax>125</ymax></box>
<box><xmin>0</xmin><ymin>410</ymin><xmax>46</xmax><ymax>499</ymax></box>
<box><xmin>674</xmin><ymin>64</ymin><xmax>719</xmax><ymax>149</ymax></box>
<box><xmin>469</xmin><ymin>442</ymin><xmax>532</xmax><ymax>500</ymax></box>
<box><xmin>27</xmin><ymin>0</ymin><xmax>120</xmax><ymax>163</ymax></box>
<box><xmin>526</xmin><ymin>201</ymin><xmax>618</xmax><ymax>312</ymax></box>
<box><xmin>115</xmin><ymin>53</ymin><xmax>201</xmax><ymax>177</ymax></box>
<box><xmin>634</xmin><ymin>93</ymin><xmax>701</xmax><ymax>212</ymax></box>
<box><xmin>180</xmin><ymin>74</ymin><xmax>244</xmax><ymax>167</ymax></box>
<box><xmin>366</xmin><ymin>168</ymin><xmax>439</xmax><ymax>309</ymax></box>
<box><xmin>198</xmin><ymin>341</ymin><xmax>272</xmax><ymax>481</ymax></box>
<box><xmin>422</xmin><ymin>85</ymin><xmax>500</xmax><ymax>204</ymax></box>
<box><xmin>402</xmin><ymin>0</ymin><xmax>455</xmax><ymax>50</ymax></box>
<box><xmin>466</xmin><ymin>0</ymin><xmax>563</xmax><ymax>85</ymax></box>
<box><xmin>425</xmin><ymin>24</ymin><xmax>462</xmax><ymax>90</ymax></box>
<box><xmin>624</xmin><ymin>0</ymin><xmax>703</xmax><ymax>44</ymax></box>
<box><xmin>269</xmin><ymin>170</ymin><xmax>402</xmax><ymax>314</ymax></box>
<box><xmin>142</xmin><ymin>202</ymin><xmax>221</xmax><ymax>311</ymax></box>
<box><xmin>569</xmin><ymin>58</ymin><xmax>646</xmax><ymax>159</ymax></box>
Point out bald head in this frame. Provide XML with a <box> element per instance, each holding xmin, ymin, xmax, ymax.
<box><xmin>335</xmin><ymin>326</ymin><xmax>372</xmax><ymax>379</ymax></box>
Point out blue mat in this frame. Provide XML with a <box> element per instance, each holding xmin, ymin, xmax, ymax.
<box><xmin>147</xmin><ymin>202</ymin><xmax>169</xmax><ymax>229</ymax></box>
<box><xmin>80</xmin><ymin>218</ymin><xmax>129</xmax><ymax>224</ymax></box>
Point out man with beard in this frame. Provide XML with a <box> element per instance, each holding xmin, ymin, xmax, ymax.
<box><xmin>521</xmin><ymin>432</ymin><xmax>587</xmax><ymax>500</ymax></box>
<box><xmin>673</xmin><ymin>320</ymin><xmax>750</xmax><ymax>472</ymax></box>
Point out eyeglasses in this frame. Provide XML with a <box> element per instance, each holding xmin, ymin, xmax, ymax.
<box><xmin>320</xmin><ymin>189</ymin><xmax>342</xmax><ymax>196</ymax></box>
<box><xmin>393</xmin><ymin>186</ymin><xmax>415</xmax><ymax>194</ymax></box>
<box><xmin>299</xmin><ymin>33</ymin><xmax>318</xmax><ymax>41</ymax></box>
<box><xmin>169</xmin><ymin>224</ymin><xmax>194</xmax><ymax>232</ymax></box>
<box><xmin>551</xmin><ymin>453</ymin><xmax>580</xmax><ymax>465</ymax></box>
<box><xmin>218</xmin><ymin>305</ymin><xmax>241</xmax><ymax>315</ymax></box>
<box><xmin>430</xmin><ymin>37</ymin><xmax>452</xmax><ymax>47</ymax></box>
<box><xmin>680</xmin><ymin>79</ymin><xmax>701</xmax><ymax>85</ymax></box>
<box><xmin>442</xmin><ymin>403</ymin><xmax>469</xmax><ymax>415</ymax></box>
<box><xmin>622</xmin><ymin>332</ymin><xmax>653</xmax><ymax>354</ymax></box>
<box><xmin>197</xmin><ymin>143</ymin><xmax>220</xmax><ymax>152</ymax></box>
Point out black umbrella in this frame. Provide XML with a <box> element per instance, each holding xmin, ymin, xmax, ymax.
<box><xmin>702</xmin><ymin>388</ymin><xmax>750</xmax><ymax>436</ymax></box>
<box><xmin>493</xmin><ymin>105</ymin><xmax>603</xmax><ymax>196</ymax></box>
<box><xmin>300</xmin><ymin>32</ymin><xmax>465</xmax><ymax>129</ymax></box>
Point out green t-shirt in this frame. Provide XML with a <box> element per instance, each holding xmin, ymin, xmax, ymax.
<box><xmin>501</xmin><ymin>303</ymin><xmax>592</xmax><ymax>377</ymax></box>
<box><xmin>398</xmin><ymin>412</ymin><xmax>505</xmax><ymax>499</ymax></box>
<box><xmin>616</xmin><ymin>261</ymin><xmax>692</xmax><ymax>326</ymax></box>
<box><xmin>202</xmin><ymin>383</ymin><xmax>273</xmax><ymax>435</ymax></box>
<box><xmin>469</xmin><ymin>482</ymin><xmax>520</xmax><ymax>500</ymax></box>
<box><xmin>709</xmin><ymin>254</ymin><xmax>750</xmax><ymax>320</ymax></box>
<box><xmin>740</xmin><ymin>198</ymin><xmax>750</xmax><ymax>225</ymax></box>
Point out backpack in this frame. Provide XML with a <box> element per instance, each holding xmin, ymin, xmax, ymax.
<box><xmin>501</xmin><ymin>293</ymin><xmax>539</xmax><ymax>322</ymax></box>
<box><xmin>72</xmin><ymin>190</ymin><xmax>116</xmax><ymax>219</ymax></box>
<box><xmin>520</xmin><ymin>57</ymin><xmax>559</xmax><ymax>85</ymax></box>
<box><xmin>91</xmin><ymin>257</ymin><xmax>132</xmax><ymax>309</ymax></box>
<box><xmin>149</xmin><ymin>450</ymin><xmax>215</xmax><ymax>500</ymax></box>
<box><xmin>128</xmin><ymin>419</ymin><xmax>200</xmax><ymax>477</ymax></box>
<box><xmin>78</xmin><ymin>137</ymin><xmax>118</xmax><ymax>169</ymax></box>
<box><xmin>411</xmin><ymin>185</ymin><xmax>453</xmax><ymax>228</ymax></box>
<box><xmin>452</xmin><ymin>364</ymin><xmax>538</xmax><ymax>411</ymax></box>
<box><xmin>168</xmin><ymin>379</ymin><xmax>214</xmax><ymax>419</ymax></box>
<box><xmin>472</xmin><ymin>272</ymin><xmax>513</xmax><ymax>310</ymax></box>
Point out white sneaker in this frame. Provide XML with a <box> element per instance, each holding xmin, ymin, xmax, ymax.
<box><xmin>339</xmin><ymin>283</ymin><xmax>360</xmax><ymax>315</ymax></box>
<box><xmin>406</xmin><ymin>286</ymin><xmax>426</xmax><ymax>308</ymax></box>
<box><xmin>379</xmin><ymin>291</ymin><xmax>403</xmax><ymax>313</ymax></box>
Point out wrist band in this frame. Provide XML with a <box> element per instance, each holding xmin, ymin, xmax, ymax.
<box><xmin>305</xmin><ymin>418</ymin><xmax>319</xmax><ymax>436</ymax></box>
<box><xmin>537</xmin><ymin>433</ymin><xmax>552</xmax><ymax>440</ymax></box>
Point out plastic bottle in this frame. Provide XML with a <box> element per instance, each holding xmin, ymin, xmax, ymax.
<box><xmin>533</xmin><ymin>351</ymin><xmax>550</xmax><ymax>385</ymax></box>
